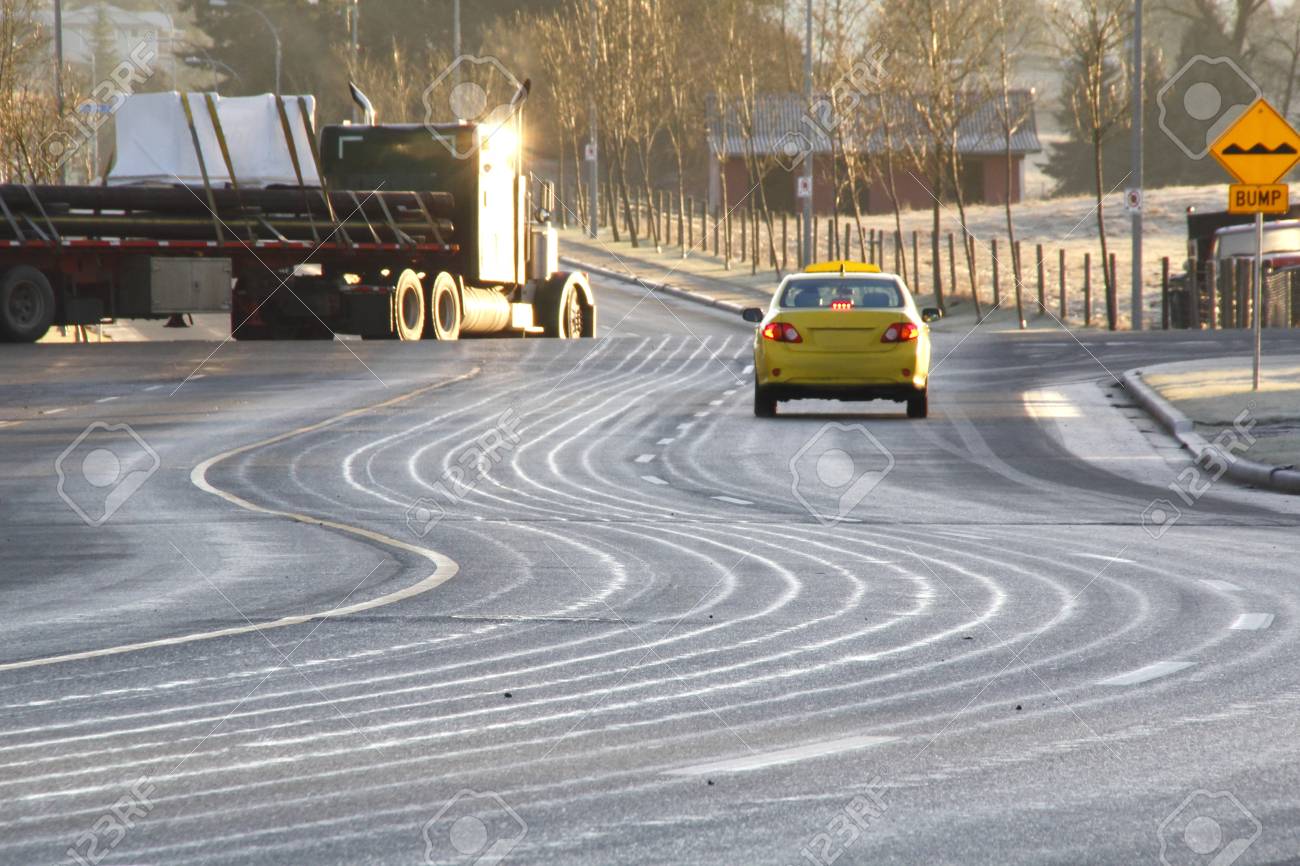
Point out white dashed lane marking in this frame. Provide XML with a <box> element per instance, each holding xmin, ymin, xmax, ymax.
<box><xmin>711</xmin><ymin>495</ymin><xmax>752</xmax><ymax>506</ymax></box>
<box><xmin>641</xmin><ymin>475</ymin><xmax>669</xmax><ymax>486</ymax></box>
<box><xmin>1098</xmin><ymin>661</ymin><xmax>1194</xmax><ymax>686</ymax></box>
<box><xmin>656</xmin><ymin>438</ymin><xmax>675</xmax><ymax>445</ymax></box>
<box><xmin>634</xmin><ymin>454</ymin><xmax>655</xmax><ymax>464</ymax></box>
<box><xmin>1071</xmin><ymin>553</ymin><xmax>1136</xmax><ymax>565</ymax></box>
<box><xmin>1230</xmin><ymin>613</ymin><xmax>1274</xmax><ymax>630</ymax></box>
<box><xmin>663</xmin><ymin>735</ymin><xmax>897</xmax><ymax>776</ymax></box>
<box><xmin>95</xmin><ymin>396</ymin><xmax>120</xmax><ymax>403</ymax></box>
<box><xmin>1201</xmin><ymin>579</ymin><xmax>1242</xmax><ymax>592</ymax></box>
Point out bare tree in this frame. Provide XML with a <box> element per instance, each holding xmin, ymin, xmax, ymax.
<box><xmin>0</xmin><ymin>0</ymin><xmax>71</xmax><ymax>183</ymax></box>
<box><xmin>349</xmin><ymin>38</ymin><xmax>449</xmax><ymax>124</ymax></box>
<box><xmin>534</xmin><ymin>8</ymin><xmax>591</xmax><ymax>226</ymax></box>
<box><xmin>991</xmin><ymin>0</ymin><xmax>1038</xmax><ymax>325</ymax></box>
<box><xmin>1053</xmin><ymin>0</ymin><xmax>1131</xmax><ymax>330</ymax></box>
<box><xmin>877</xmin><ymin>0</ymin><xmax>1000</xmax><ymax>311</ymax></box>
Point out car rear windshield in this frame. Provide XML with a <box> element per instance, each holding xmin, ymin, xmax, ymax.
<box><xmin>779</xmin><ymin>277</ymin><xmax>904</xmax><ymax>309</ymax></box>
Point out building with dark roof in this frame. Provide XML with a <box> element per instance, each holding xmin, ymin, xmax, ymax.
<box><xmin>707</xmin><ymin>90</ymin><xmax>1041</xmax><ymax>214</ymax></box>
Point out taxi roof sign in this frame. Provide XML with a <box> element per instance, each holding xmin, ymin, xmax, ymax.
<box><xmin>803</xmin><ymin>260</ymin><xmax>881</xmax><ymax>274</ymax></box>
<box><xmin>1210</xmin><ymin>99</ymin><xmax>1300</xmax><ymax>186</ymax></box>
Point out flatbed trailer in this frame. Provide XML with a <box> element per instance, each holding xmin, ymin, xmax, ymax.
<box><xmin>0</xmin><ymin>88</ymin><xmax>594</xmax><ymax>343</ymax></box>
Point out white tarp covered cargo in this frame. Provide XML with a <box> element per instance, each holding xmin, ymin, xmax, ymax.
<box><xmin>107</xmin><ymin>92</ymin><xmax>319</xmax><ymax>188</ymax></box>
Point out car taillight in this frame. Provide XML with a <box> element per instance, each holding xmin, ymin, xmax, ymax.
<box><xmin>761</xmin><ymin>322</ymin><xmax>802</xmax><ymax>343</ymax></box>
<box><xmin>881</xmin><ymin>322</ymin><xmax>918</xmax><ymax>343</ymax></box>
<box><xmin>830</xmin><ymin>299</ymin><xmax>853</xmax><ymax>310</ymax></box>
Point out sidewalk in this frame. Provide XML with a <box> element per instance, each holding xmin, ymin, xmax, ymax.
<box><xmin>558</xmin><ymin>226</ymin><xmax>773</xmax><ymax>313</ymax></box>
<box><xmin>558</xmin><ymin>225</ymin><xmax>1115</xmax><ymax>335</ymax></box>
<box><xmin>38</xmin><ymin>314</ymin><xmax>230</xmax><ymax>344</ymax></box>
<box><xmin>1124</xmin><ymin>355</ymin><xmax>1300</xmax><ymax>494</ymax></box>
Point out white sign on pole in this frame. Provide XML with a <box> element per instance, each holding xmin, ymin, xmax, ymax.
<box><xmin>1124</xmin><ymin>188</ymin><xmax>1142</xmax><ymax>213</ymax></box>
<box><xmin>796</xmin><ymin>176</ymin><xmax>812</xmax><ymax>199</ymax></box>
<box><xmin>584</xmin><ymin>142</ymin><xmax>597</xmax><ymax>162</ymax></box>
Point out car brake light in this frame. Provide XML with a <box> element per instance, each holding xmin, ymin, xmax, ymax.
<box><xmin>830</xmin><ymin>299</ymin><xmax>853</xmax><ymax>310</ymax></box>
<box><xmin>881</xmin><ymin>322</ymin><xmax>918</xmax><ymax>343</ymax></box>
<box><xmin>761</xmin><ymin>322</ymin><xmax>802</xmax><ymax>343</ymax></box>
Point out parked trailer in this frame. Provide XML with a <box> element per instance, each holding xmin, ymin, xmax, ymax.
<box><xmin>0</xmin><ymin>88</ymin><xmax>594</xmax><ymax>343</ymax></box>
<box><xmin>1172</xmin><ymin>206</ymin><xmax>1300</xmax><ymax>328</ymax></box>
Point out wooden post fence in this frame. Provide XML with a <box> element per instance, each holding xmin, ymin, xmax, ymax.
<box><xmin>1084</xmin><ymin>252</ymin><xmax>1093</xmax><ymax>326</ymax></box>
<box><xmin>1036</xmin><ymin>244</ymin><xmax>1046</xmax><ymax>315</ymax></box>
<box><xmin>911</xmin><ymin>231</ymin><xmax>920</xmax><ymax>291</ymax></box>
<box><xmin>947</xmin><ymin>233</ymin><xmax>957</xmax><ymax>302</ymax></box>
<box><xmin>991</xmin><ymin>238</ymin><xmax>1001</xmax><ymax>306</ymax></box>
<box><xmin>1161</xmin><ymin>257</ymin><xmax>1170</xmax><ymax>329</ymax></box>
<box><xmin>1058</xmin><ymin>248</ymin><xmax>1067</xmax><ymax>319</ymax></box>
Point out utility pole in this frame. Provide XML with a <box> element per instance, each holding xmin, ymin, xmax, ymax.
<box><xmin>347</xmin><ymin>0</ymin><xmax>360</xmax><ymax>121</ymax></box>
<box><xmin>453</xmin><ymin>0</ymin><xmax>461</xmax><ymax>59</ymax></box>
<box><xmin>1130</xmin><ymin>0</ymin><xmax>1143</xmax><ymax>329</ymax></box>
<box><xmin>587</xmin><ymin>0</ymin><xmax>598</xmax><ymax>239</ymax></box>
<box><xmin>54</xmin><ymin>0</ymin><xmax>66</xmax><ymax>184</ymax></box>
<box><xmin>209</xmin><ymin>1</ymin><xmax>281</xmax><ymax>95</ymax></box>
<box><xmin>801</xmin><ymin>0</ymin><xmax>813</xmax><ymax>265</ymax></box>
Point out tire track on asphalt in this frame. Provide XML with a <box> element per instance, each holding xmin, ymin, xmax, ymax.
<box><xmin>0</xmin><ymin>371</ymin><xmax>476</xmax><ymax>674</ymax></box>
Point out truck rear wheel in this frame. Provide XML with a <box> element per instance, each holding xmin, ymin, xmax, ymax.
<box><xmin>0</xmin><ymin>266</ymin><xmax>56</xmax><ymax>343</ymax></box>
<box><xmin>427</xmin><ymin>272</ymin><xmax>461</xmax><ymax>340</ymax></box>
<box><xmin>394</xmin><ymin>270</ymin><xmax>425</xmax><ymax>341</ymax></box>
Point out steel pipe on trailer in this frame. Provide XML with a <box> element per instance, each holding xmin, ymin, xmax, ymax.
<box><xmin>0</xmin><ymin>185</ymin><xmax>455</xmax><ymax>222</ymax></box>
<box><xmin>0</xmin><ymin>213</ymin><xmax>454</xmax><ymax>245</ymax></box>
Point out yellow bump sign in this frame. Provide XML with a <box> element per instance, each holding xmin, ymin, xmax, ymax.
<box><xmin>1228</xmin><ymin>184</ymin><xmax>1289</xmax><ymax>214</ymax></box>
<box><xmin>1210</xmin><ymin>99</ymin><xmax>1300</xmax><ymax>186</ymax></box>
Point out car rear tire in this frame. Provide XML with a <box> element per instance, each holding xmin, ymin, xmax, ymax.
<box><xmin>906</xmin><ymin>388</ymin><xmax>928</xmax><ymax>419</ymax></box>
<box><xmin>754</xmin><ymin>382</ymin><xmax>777</xmax><ymax>417</ymax></box>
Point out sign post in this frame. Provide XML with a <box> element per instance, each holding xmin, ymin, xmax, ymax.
<box><xmin>1209</xmin><ymin>98</ymin><xmax>1300</xmax><ymax>391</ymax></box>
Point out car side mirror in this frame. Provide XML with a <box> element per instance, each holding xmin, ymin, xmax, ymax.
<box><xmin>741</xmin><ymin>307</ymin><xmax>765</xmax><ymax>323</ymax></box>
<box><xmin>921</xmin><ymin>307</ymin><xmax>943</xmax><ymax>323</ymax></box>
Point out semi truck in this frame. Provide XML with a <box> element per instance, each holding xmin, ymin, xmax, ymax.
<box><xmin>0</xmin><ymin>83</ymin><xmax>595</xmax><ymax>343</ymax></box>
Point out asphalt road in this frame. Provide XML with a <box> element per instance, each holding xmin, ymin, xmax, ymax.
<box><xmin>2</xmin><ymin>276</ymin><xmax>1300</xmax><ymax>866</ymax></box>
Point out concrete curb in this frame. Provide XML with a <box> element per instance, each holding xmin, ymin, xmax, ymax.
<box><xmin>561</xmin><ymin>256</ymin><xmax>756</xmax><ymax>316</ymax></box>
<box><xmin>1122</xmin><ymin>368</ymin><xmax>1300</xmax><ymax>495</ymax></box>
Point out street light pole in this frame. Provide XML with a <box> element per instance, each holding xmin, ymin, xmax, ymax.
<box><xmin>350</xmin><ymin>0</ymin><xmax>360</xmax><ymax>121</ymax></box>
<box><xmin>587</xmin><ymin>0</ymin><xmax>598</xmax><ymax>239</ymax></box>
<box><xmin>453</xmin><ymin>0</ymin><xmax>461</xmax><ymax>58</ymax></box>
<box><xmin>801</xmin><ymin>0</ymin><xmax>813</xmax><ymax>266</ymax></box>
<box><xmin>209</xmin><ymin>0</ymin><xmax>281</xmax><ymax>94</ymax></box>
<box><xmin>54</xmin><ymin>0</ymin><xmax>66</xmax><ymax>183</ymax></box>
<box><xmin>1130</xmin><ymin>0</ymin><xmax>1143</xmax><ymax>329</ymax></box>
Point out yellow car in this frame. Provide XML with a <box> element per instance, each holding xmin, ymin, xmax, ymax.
<box><xmin>741</xmin><ymin>261</ymin><xmax>941</xmax><ymax>418</ymax></box>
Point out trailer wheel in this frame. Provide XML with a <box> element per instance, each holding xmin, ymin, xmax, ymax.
<box><xmin>427</xmin><ymin>272</ymin><xmax>461</xmax><ymax>340</ymax></box>
<box><xmin>0</xmin><ymin>266</ymin><xmax>56</xmax><ymax>343</ymax></box>
<box><xmin>394</xmin><ymin>270</ymin><xmax>426</xmax><ymax>341</ymax></box>
<box><xmin>230</xmin><ymin>278</ymin><xmax>274</xmax><ymax>340</ymax></box>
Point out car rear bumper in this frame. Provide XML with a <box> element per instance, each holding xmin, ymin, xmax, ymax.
<box><xmin>756</xmin><ymin>382</ymin><xmax>924</xmax><ymax>402</ymax></box>
<box><xmin>755</xmin><ymin>353</ymin><xmax>927</xmax><ymax>389</ymax></box>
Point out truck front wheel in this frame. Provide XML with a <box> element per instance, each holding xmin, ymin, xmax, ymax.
<box><xmin>0</xmin><ymin>266</ymin><xmax>56</xmax><ymax>343</ymax></box>
<box><xmin>538</xmin><ymin>272</ymin><xmax>595</xmax><ymax>339</ymax></box>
